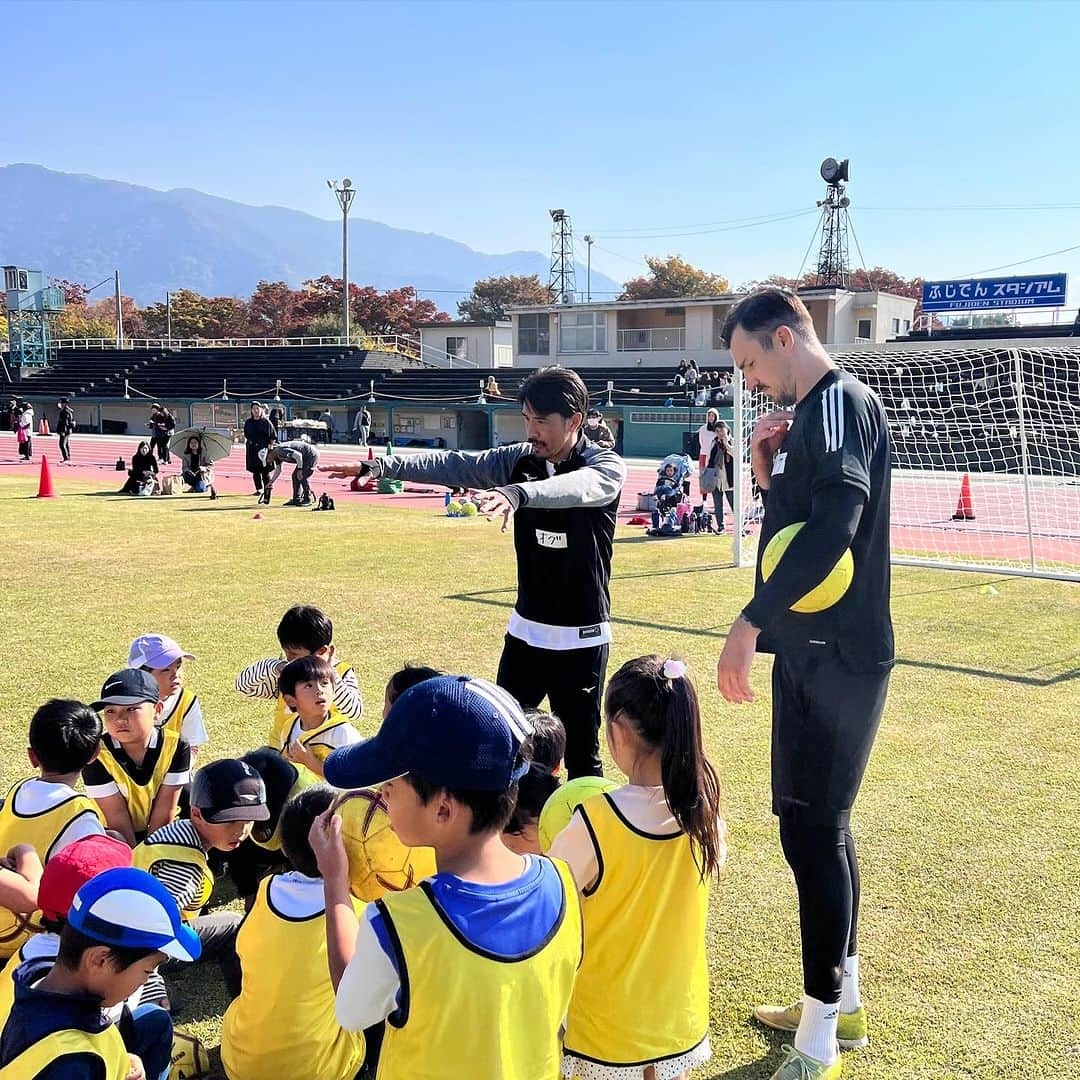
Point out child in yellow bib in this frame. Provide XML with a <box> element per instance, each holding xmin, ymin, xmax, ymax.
<box><xmin>80</xmin><ymin>670</ymin><xmax>191</xmax><ymax>846</ymax></box>
<box><xmin>222</xmin><ymin>784</ymin><xmax>366</xmax><ymax>1080</ymax></box>
<box><xmin>551</xmin><ymin>656</ymin><xmax>727</xmax><ymax>1080</ymax></box>
<box><xmin>0</xmin><ymin>866</ymin><xmax>200</xmax><ymax>1080</ymax></box>
<box><xmin>312</xmin><ymin>674</ymin><xmax>582</xmax><ymax>1080</ymax></box>
<box><xmin>270</xmin><ymin>655</ymin><xmax>361</xmax><ymax>779</ymax></box>
<box><xmin>127</xmin><ymin>633</ymin><xmax>209</xmax><ymax>756</ymax></box>
<box><xmin>0</xmin><ymin>699</ymin><xmax>107</xmax><ymax>960</ymax></box>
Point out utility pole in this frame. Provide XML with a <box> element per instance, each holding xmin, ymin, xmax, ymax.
<box><xmin>114</xmin><ymin>270</ymin><xmax>124</xmax><ymax>348</ymax></box>
<box><xmin>166</xmin><ymin>291</ymin><xmax>172</xmax><ymax>346</ymax></box>
<box><xmin>583</xmin><ymin>234</ymin><xmax>594</xmax><ymax>302</ymax></box>
<box><xmin>328</xmin><ymin>179</ymin><xmax>356</xmax><ymax>343</ymax></box>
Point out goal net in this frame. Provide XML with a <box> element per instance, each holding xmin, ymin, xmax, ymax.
<box><xmin>733</xmin><ymin>343</ymin><xmax>1080</xmax><ymax>581</ymax></box>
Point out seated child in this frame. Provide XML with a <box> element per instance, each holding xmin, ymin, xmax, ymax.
<box><xmin>273</xmin><ymin>657</ymin><xmax>361</xmax><ymax>779</ymax></box>
<box><xmin>235</xmin><ymin>605</ymin><xmax>363</xmax><ymax>744</ymax></box>
<box><xmin>127</xmin><ymin>634</ymin><xmax>208</xmax><ymax>756</ymax></box>
<box><xmin>314</xmin><ymin>674</ymin><xmax>582</xmax><ymax>1080</ymax></box>
<box><xmin>382</xmin><ymin>664</ymin><xmax>443</xmax><ymax>719</ymax></box>
<box><xmin>550</xmin><ymin>656</ymin><xmax>726</xmax><ymax>1080</ymax></box>
<box><xmin>133</xmin><ymin>759</ymin><xmax>269</xmax><ymax>999</ymax></box>
<box><xmin>82</xmin><ymin>670</ymin><xmax>191</xmax><ymax>846</ymax></box>
<box><xmin>0</xmin><ymin>834</ymin><xmax>170</xmax><ymax>1074</ymax></box>
<box><xmin>0</xmin><ymin>866</ymin><xmax>199</xmax><ymax>1080</ymax></box>
<box><xmin>226</xmin><ymin>747</ymin><xmax>319</xmax><ymax>910</ymax></box>
<box><xmin>0</xmin><ymin>699</ymin><xmax>107</xmax><ymax>961</ymax></box>
<box><xmin>504</xmin><ymin>708</ymin><xmax>566</xmax><ymax>856</ymax></box>
<box><xmin>221</xmin><ymin>785</ymin><xmax>365</xmax><ymax>1080</ymax></box>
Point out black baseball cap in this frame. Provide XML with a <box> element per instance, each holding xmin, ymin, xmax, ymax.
<box><xmin>191</xmin><ymin>760</ymin><xmax>270</xmax><ymax>824</ymax></box>
<box><xmin>324</xmin><ymin>675</ymin><xmax>532</xmax><ymax>792</ymax></box>
<box><xmin>91</xmin><ymin>669</ymin><xmax>161</xmax><ymax>710</ymax></box>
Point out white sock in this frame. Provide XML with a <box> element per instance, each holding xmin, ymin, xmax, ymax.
<box><xmin>794</xmin><ymin>994</ymin><xmax>839</xmax><ymax>1065</ymax></box>
<box><xmin>840</xmin><ymin>952</ymin><xmax>862</xmax><ymax>1013</ymax></box>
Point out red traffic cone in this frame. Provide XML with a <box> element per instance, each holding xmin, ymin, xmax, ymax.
<box><xmin>36</xmin><ymin>456</ymin><xmax>57</xmax><ymax>499</ymax></box>
<box><xmin>952</xmin><ymin>473</ymin><xmax>975</xmax><ymax>520</ymax></box>
<box><xmin>367</xmin><ymin>446</ymin><xmax>374</xmax><ymax>461</ymax></box>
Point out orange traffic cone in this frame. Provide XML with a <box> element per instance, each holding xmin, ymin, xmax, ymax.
<box><xmin>367</xmin><ymin>446</ymin><xmax>374</xmax><ymax>461</ymax></box>
<box><xmin>952</xmin><ymin>473</ymin><xmax>975</xmax><ymax>520</ymax></box>
<box><xmin>38</xmin><ymin>419</ymin><xmax>48</xmax><ymax>435</ymax></box>
<box><xmin>36</xmin><ymin>456</ymin><xmax>56</xmax><ymax>499</ymax></box>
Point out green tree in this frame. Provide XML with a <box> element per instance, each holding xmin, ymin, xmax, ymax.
<box><xmin>458</xmin><ymin>274</ymin><xmax>549</xmax><ymax>321</ymax></box>
<box><xmin>619</xmin><ymin>256</ymin><xmax>730</xmax><ymax>301</ymax></box>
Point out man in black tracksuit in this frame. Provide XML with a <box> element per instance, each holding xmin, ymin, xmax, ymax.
<box><xmin>55</xmin><ymin>398</ymin><xmax>75</xmax><ymax>462</ymax></box>
<box><xmin>717</xmin><ymin>289</ymin><xmax>893</xmax><ymax>1080</ymax></box>
<box><xmin>323</xmin><ymin>367</ymin><xmax>626</xmax><ymax>778</ymax></box>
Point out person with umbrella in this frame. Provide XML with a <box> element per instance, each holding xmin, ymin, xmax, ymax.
<box><xmin>169</xmin><ymin>427</ymin><xmax>233</xmax><ymax>495</ymax></box>
<box><xmin>260</xmin><ymin>439</ymin><xmax>320</xmax><ymax>507</ymax></box>
<box><xmin>243</xmin><ymin>403</ymin><xmax>275</xmax><ymax>496</ymax></box>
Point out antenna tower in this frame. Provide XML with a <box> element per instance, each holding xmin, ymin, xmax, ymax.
<box><xmin>815</xmin><ymin>158</ymin><xmax>852</xmax><ymax>287</ymax></box>
<box><xmin>548</xmin><ymin>209</ymin><xmax>577</xmax><ymax>303</ymax></box>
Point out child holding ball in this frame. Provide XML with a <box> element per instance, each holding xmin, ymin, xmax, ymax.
<box><xmin>550</xmin><ymin>655</ymin><xmax>726</xmax><ymax>1080</ymax></box>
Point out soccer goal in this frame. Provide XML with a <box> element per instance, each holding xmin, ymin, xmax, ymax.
<box><xmin>732</xmin><ymin>344</ymin><xmax>1080</xmax><ymax>581</ymax></box>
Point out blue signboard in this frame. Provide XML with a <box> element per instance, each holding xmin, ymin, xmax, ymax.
<box><xmin>921</xmin><ymin>273</ymin><xmax>1067</xmax><ymax>313</ymax></box>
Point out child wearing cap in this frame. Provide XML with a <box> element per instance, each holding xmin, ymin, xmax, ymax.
<box><xmin>0</xmin><ymin>700</ymin><xmax>107</xmax><ymax>961</ymax></box>
<box><xmin>235</xmin><ymin>604</ymin><xmax>363</xmax><ymax>746</ymax></box>
<box><xmin>273</xmin><ymin>656</ymin><xmax>361</xmax><ymax>778</ymax></box>
<box><xmin>311</xmin><ymin>675</ymin><xmax>582</xmax><ymax>1080</ymax></box>
<box><xmin>503</xmin><ymin>707</ymin><xmax>566</xmax><ymax>857</ymax></box>
<box><xmin>133</xmin><ymin>758</ymin><xmax>269</xmax><ymax>998</ymax></box>
<box><xmin>127</xmin><ymin>634</ymin><xmax>209</xmax><ymax>756</ymax></box>
<box><xmin>81</xmin><ymin>670</ymin><xmax>192</xmax><ymax>847</ymax></box>
<box><xmin>0</xmin><ymin>835</ymin><xmax>173</xmax><ymax>1080</ymax></box>
<box><xmin>221</xmin><ymin>785</ymin><xmax>366</xmax><ymax>1080</ymax></box>
<box><xmin>0</xmin><ymin>866</ymin><xmax>199</xmax><ymax>1080</ymax></box>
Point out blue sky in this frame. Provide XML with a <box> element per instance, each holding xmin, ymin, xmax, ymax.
<box><xmin>7</xmin><ymin>0</ymin><xmax>1080</xmax><ymax>301</ymax></box>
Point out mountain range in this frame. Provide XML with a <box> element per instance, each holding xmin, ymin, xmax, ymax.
<box><xmin>0</xmin><ymin>164</ymin><xmax>620</xmax><ymax>308</ymax></box>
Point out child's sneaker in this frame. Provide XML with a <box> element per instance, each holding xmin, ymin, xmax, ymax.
<box><xmin>769</xmin><ymin>1045</ymin><xmax>841</xmax><ymax>1080</ymax></box>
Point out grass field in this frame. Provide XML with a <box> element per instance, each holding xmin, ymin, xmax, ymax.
<box><xmin>1</xmin><ymin>474</ymin><xmax>1077</xmax><ymax>1079</ymax></box>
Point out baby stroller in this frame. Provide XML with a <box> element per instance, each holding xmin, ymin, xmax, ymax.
<box><xmin>648</xmin><ymin>454</ymin><xmax>693</xmax><ymax>536</ymax></box>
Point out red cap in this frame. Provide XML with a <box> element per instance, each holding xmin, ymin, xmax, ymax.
<box><xmin>37</xmin><ymin>835</ymin><xmax>133</xmax><ymax>922</ymax></box>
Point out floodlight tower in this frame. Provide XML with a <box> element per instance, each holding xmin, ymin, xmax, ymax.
<box><xmin>815</xmin><ymin>157</ymin><xmax>852</xmax><ymax>287</ymax></box>
<box><xmin>3</xmin><ymin>266</ymin><xmax>65</xmax><ymax>369</ymax></box>
<box><xmin>548</xmin><ymin>209</ymin><xmax>577</xmax><ymax>303</ymax></box>
<box><xmin>328</xmin><ymin>179</ymin><xmax>356</xmax><ymax>343</ymax></box>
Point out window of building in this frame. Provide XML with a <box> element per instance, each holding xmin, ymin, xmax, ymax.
<box><xmin>559</xmin><ymin>311</ymin><xmax>607</xmax><ymax>353</ymax></box>
<box><xmin>857</xmin><ymin>319</ymin><xmax>872</xmax><ymax>340</ymax></box>
<box><xmin>890</xmin><ymin>318</ymin><xmax>901</xmax><ymax>334</ymax></box>
<box><xmin>518</xmin><ymin>314</ymin><xmax>550</xmax><ymax>355</ymax></box>
<box><xmin>903</xmin><ymin>319</ymin><xmax>911</xmax><ymax>333</ymax></box>
<box><xmin>445</xmin><ymin>336</ymin><xmax>468</xmax><ymax>360</ymax></box>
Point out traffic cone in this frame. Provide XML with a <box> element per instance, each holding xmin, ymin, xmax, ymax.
<box><xmin>36</xmin><ymin>456</ymin><xmax>56</xmax><ymax>499</ymax></box>
<box><xmin>385</xmin><ymin>441</ymin><xmax>393</xmax><ymax>457</ymax></box>
<box><xmin>952</xmin><ymin>473</ymin><xmax>975</xmax><ymax>520</ymax></box>
<box><xmin>367</xmin><ymin>446</ymin><xmax>374</xmax><ymax>461</ymax></box>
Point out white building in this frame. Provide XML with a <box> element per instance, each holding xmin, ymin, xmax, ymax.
<box><xmin>507</xmin><ymin>288</ymin><xmax>917</xmax><ymax>368</ymax></box>
<box><xmin>417</xmin><ymin>320</ymin><xmax>513</xmax><ymax>367</ymax></box>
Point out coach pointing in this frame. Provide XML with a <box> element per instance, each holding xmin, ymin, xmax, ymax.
<box><xmin>323</xmin><ymin>367</ymin><xmax>626</xmax><ymax>778</ymax></box>
<box><xmin>716</xmin><ymin>289</ymin><xmax>893</xmax><ymax>1080</ymax></box>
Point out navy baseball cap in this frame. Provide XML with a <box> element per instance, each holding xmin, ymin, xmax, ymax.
<box><xmin>324</xmin><ymin>675</ymin><xmax>533</xmax><ymax>792</ymax></box>
<box><xmin>91</xmin><ymin>668</ymin><xmax>161</xmax><ymax>710</ymax></box>
<box><xmin>68</xmin><ymin>866</ymin><xmax>201</xmax><ymax>962</ymax></box>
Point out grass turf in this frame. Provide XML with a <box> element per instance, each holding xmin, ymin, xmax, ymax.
<box><xmin>1</xmin><ymin>475</ymin><xmax>1077</xmax><ymax>1079</ymax></box>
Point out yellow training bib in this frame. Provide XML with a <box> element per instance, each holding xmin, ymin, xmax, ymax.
<box><xmin>0</xmin><ymin>1024</ymin><xmax>128</xmax><ymax>1079</ymax></box>
<box><xmin>97</xmin><ymin>728</ymin><xmax>180</xmax><ymax>837</ymax></box>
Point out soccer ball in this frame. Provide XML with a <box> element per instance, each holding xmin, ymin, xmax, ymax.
<box><xmin>538</xmin><ymin>775</ymin><xmax>619</xmax><ymax>852</ymax></box>
<box><xmin>170</xmin><ymin>1029</ymin><xmax>209</xmax><ymax>1079</ymax></box>
<box><xmin>335</xmin><ymin>789</ymin><xmax>437</xmax><ymax>902</ymax></box>
<box><xmin>760</xmin><ymin>520</ymin><xmax>854</xmax><ymax>613</ymax></box>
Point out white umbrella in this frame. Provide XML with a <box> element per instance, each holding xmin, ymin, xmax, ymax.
<box><xmin>169</xmin><ymin>427</ymin><xmax>233</xmax><ymax>463</ymax></box>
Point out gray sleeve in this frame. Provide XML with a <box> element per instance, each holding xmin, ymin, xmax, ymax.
<box><xmin>500</xmin><ymin>446</ymin><xmax>627</xmax><ymax>511</ymax></box>
<box><xmin>377</xmin><ymin>444</ymin><xmax>530</xmax><ymax>489</ymax></box>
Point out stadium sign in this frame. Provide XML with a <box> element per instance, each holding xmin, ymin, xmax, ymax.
<box><xmin>921</xmin><ymin>273</ymin><xmax>1067</xmax><ymax>313</ymax></box>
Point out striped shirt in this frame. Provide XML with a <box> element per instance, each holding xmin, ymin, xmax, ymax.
<box><xmin>139</xmin><ymin>818</ymin><xmax>210</xmax><ymax>915</ymax></box>
<box><xmin>235</xmin><ymin>657</ymin><xmax>364</xmax><ymax>719</ymax></box>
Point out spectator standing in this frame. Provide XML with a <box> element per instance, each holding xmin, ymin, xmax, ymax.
<box><xmin>16</xmin><ymin>401</ymin><xmax>33</xmax><ymax>461</ymax></box>
<box><xmin>149</xmin><ymin>405</ymin><xmax>175</xmax><ymax>463</ymax></box>
<box><xmin>318</xmin><ymin>409</ymin><xmax>335</xmax><ymax>444</ymax></box>
<box><xmin>55</xmin><ymin>398</ymin><xmax>76</xmax><ymax>464</ymax></box>
<box><xmin>353</xmin><ymin>407</ymin><xmax>371</xmax><ymax>447</ymax></box>
<box><xmin>243</xmin><ymin>403</ymin><xmax>276</xmax><ymax>496</ymax></box>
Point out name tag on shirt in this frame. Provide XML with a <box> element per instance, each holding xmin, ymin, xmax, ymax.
<box><xmin>772</xmin><ymin>451</ymin><xmax>788</xmax><ymax>476</ymax></box>
<box><xmin>535</xmin><ymin>529</ymin><xmax>568</xmax><ymax>549</ymax></box>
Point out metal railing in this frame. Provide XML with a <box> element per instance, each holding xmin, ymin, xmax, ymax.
<box><xmin>616</xmin><ymin>327</ymin><xmax>687</xmax><ymax>352</ymax></box>
<box><xmin>46</xmin><ymin>332</ymin><xmax>428</xmax><ymax>355</ymax></box>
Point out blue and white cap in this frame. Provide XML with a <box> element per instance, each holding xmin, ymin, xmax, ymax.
<box><xmin>324</xmin><ymin>674</ymin><xmax>533</xmax><ymax>792</ymax></box>
<box><xmin>68</xmin><ymin>867</ymin><xmax>202</xmax><ymax>962</ymax></box>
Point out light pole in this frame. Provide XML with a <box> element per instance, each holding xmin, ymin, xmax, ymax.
<box><xmin>583</xmin><ymin>235</ymin><xmax>594</xmax><ymax>302</ymax></box>
<box><xmin>327</xmin><ymin>179</ymin><xmax>356</xmax><ymax>344</ymax></box>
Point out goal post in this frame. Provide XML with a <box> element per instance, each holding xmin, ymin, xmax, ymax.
<box><xmin>733</xmin><ymin>343</ymin><xmax>1080</xmax><ymax>582</ymax></box>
